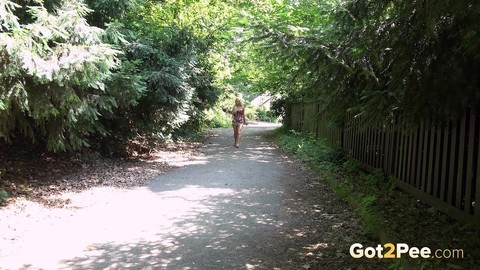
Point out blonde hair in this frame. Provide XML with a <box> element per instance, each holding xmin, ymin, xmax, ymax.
<box><xmin>234</xmin><ymin>98</ymin><xmax>243</xmax><ymax>107</ymax></box>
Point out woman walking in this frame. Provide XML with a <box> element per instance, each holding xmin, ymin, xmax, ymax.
<box><xmin>231</xmin><ymin>98</ymin><xmax>247</xmax><ymax>148</ymax></box>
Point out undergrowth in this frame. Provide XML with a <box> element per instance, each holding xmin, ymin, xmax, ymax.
<box><xmin>0</xmin><ymin>168</ymin><xmax>8</xmax><ymax>206</ymax></box>
<box><xmin>275</xmin><ymin>128</ymin><xmax>387</xmax><ymax>236</ymax></box>
<box><xmin>274</xmin><ymin>128</ymin><xmax>480</xmax><ymax>270</ymax></box>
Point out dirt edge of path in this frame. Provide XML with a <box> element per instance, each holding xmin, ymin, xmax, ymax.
<box><xmin>0</xmin><ymin>139</ymin><xmax>205</xmax><ymax>208</ymax></box>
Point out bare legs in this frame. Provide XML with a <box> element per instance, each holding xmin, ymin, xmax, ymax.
<box><xmin>232</xmin><ymin>123</ymin><xmax>243</xmax><ymax>147</ymax></box>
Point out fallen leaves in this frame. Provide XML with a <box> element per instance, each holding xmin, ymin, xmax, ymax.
<box><xmin>0</xmin><ymin>141</ymin><xmax>203</xmax><ymax>208</ymax></box>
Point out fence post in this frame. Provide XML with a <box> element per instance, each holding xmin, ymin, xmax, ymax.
<box><xmin>386</xmin><ymin>125</ymin><xmax>398</xmax><ymax>179</ymax></box>
<box><xmin>301</xmin><ymin>99</ymin><xmax>305</xmax><ymax>133</ymax></box>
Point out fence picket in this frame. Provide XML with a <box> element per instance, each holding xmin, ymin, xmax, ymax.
<box><xmin>476</xmin><ymin>118</ymin><xmax>480</xmax><ymax>217</ymax></box>
<box><xmin>417</xmin><ymin>121</ymin><xmax>426</xmax><ymax>189</ymax></box>
<box><xmin>410</xmin><ymin>126</ymin><xmax>420</xmax><ymax>186</ymax></box>
<box><xmin>455</xmin><ymin>116</ymin><xmax>467</xmax><ymax>209</ymax></box>
<box><xmin>448</xmin><ymin>122</ymin><xmax>458</xmax><ymax>205</ymax></box>
<box><xmin>433</xmin><ymin>126</ymin><xmax>442</xmax><ymax>197</ymax></box>
<box><xmin>421</xmin><ymin>122</ymin><xmax>431</xmax><ymax>192</ymax></box>
<box><xmin>355</xmin><ymin>117</ymin><xmax>360</xmax><ymax>160</ymax></box>
<box><xmin>426</xmin><ymin>125</ymin><xmax>436</xmax><ymax>194</ymax></box>
<box><xmin>288</xmin><ymin>102</ymin><xmax>479</xmax><ymax>223</ymax></box>
<box><xmin>440</xmin><ymin>124</ymin><xmax>450</xmax><ymax>201</ymax></box>
<box><xmin>398</xmin><ymin>130</ymin><xmax>405</xmax><ymax>179</ymax></box>
<box><xmin>464</xmin><ymin>109</ymin><xmax>476</xmax><ymax>214</ymax></box>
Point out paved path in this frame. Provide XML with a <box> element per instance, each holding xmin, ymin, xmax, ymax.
<box><xmin>0</xmin><ymin>123</ymin><xmax>386</xmax><ymax>269</ymax></box>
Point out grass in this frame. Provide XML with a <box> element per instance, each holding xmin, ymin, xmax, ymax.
<box><xmin>274</xmin><ymin>128</ymin><xmax>480</xmax><ymax>270</ymax></box>
<box><xmin>0</xmin><ymin>190</ymin><xmax>8</xmax><ymax>206</ymax></box>
<box><xmin>274</xmin><ymin>129</ymin><xmax>385</xmax><ymax>236</ymax></box>
<box><xmin>0</xmin><ymin>168</ymin><xmax>8</xmax><ymax>206</ymax></box>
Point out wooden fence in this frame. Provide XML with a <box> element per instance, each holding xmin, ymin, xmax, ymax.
<box><xmin>290</xmin><ymin>102</ymin><xmax>480</xmax><ymax>224</ymax></box>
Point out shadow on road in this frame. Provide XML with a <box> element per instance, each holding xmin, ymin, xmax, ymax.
<box><xmin>61</xmin><ymin>123</ymin><xmax>304</xmax><ymax>269</ymax></box>
<box><xmin>8</xmin><ymin>123</ymin><xmax>387</xmax><ymax>270</ymax></box>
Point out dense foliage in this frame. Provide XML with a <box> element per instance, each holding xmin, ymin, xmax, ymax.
<box><xmin>0</xmin><ymin>0</ymin><xmax>226</xmax><ymax>153</ymax></box>
<box><xmin>246</xmin><ymin>0</ymin><xmax>480</xmax><ymax>126</ymax></box>
<box><xmin>2</xmin><ymin>0</ymin><xmax>477</xmax><ymax>153</ymax></box>
<box><xmin>0</xmin><ymin>0</ymin><xmax>119</xmax><ymax>151</ymax></box>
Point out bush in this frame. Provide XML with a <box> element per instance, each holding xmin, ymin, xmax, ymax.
<box><xmin>0</xmin><ymin>1</ymin><xmax>120</xmax><ymax>151</ymax></box>
<box><xmin>256</xmin><ymin>107</ymin><xmax>277</xmax><ymax>122</ymax></box>
<box><xmin>245</xmin><ymin>105</ymin><xmax>279</xmax><ymax>123</ymax></box>
<box><xmin>0</xmin><ymin>190</ymin><xmax>8</xmax><ymax>206</ymax></box>
<box><xmin>275</xmin><ymin>129</ymin><xmax>342</xmax><ymax>164</ymax></box>
<box><xmin>274</xmin><ymin>128</ymin><xmax>384</xmax><ymax>236</ymax></box>
<box><xmin>205</xmin><ymin>109</ymin><xmax>232</xmax><ymax>128</ymax></box>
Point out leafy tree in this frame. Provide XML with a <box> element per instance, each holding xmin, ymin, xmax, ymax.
<box><xmin>245</xmin><ymin>0</ymin><xmax>480</xmax><ymax>126</ymax></box>
<box><xmin>0</xmin><ymin>0</ymin><xmax>226</xmax><ymax>154</ymax></box>
<box><xmin>84</xmin><ymin>0</ymin><xmax>223</xmax><ymax>153</ymax></box>
<box><xmin>0</xmin><ymin>0</ymin><xmax>119</xmax><ymax>151</ymax></box>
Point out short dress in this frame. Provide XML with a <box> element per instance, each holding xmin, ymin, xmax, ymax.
<box><xmin>233</xmin><ymin>108</ymin><xmax>245</xmax><ymax>124</ymax></box>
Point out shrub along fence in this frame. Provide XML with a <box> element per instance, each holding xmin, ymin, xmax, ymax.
<box><xmin>289</xmin><ymin>101</ymin><xmax>480</xmax><ymax>224</ymax></box>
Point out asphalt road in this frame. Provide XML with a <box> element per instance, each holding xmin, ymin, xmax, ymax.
<box><xmin>0</xmin><ymin>122</ymin><xmax>386</xmax><ymax>269</ymax></box>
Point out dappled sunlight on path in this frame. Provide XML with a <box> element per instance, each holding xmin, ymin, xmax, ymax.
<box><xmin>0</xmin><ymin>122</ymin><xmax>386</xmax><ymax>269</ymax></box>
